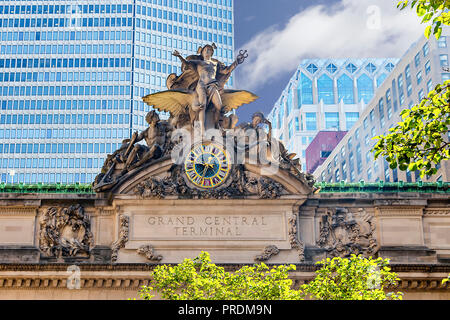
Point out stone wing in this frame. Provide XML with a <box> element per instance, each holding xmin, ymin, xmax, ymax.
<box><xmin>221</xmin><ymin>90</ymin><xmax>259</xmax><ymax>113</ymax></box>
<box><xmin>142</xmin><ymin>90</ymin><xmax>194</xmax><ymax>116</ymax></box>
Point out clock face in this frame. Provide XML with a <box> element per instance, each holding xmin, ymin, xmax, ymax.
<box><xmin>184</xmin><ymin>142</ymin><xmax>231</xmax><ymax>189</ymax></box>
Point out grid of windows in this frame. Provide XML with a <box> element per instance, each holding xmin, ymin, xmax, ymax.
<box><xmin>0</xmin><ymin>0</ymin><xmax>235</xmax><ymax>184</ymax></box>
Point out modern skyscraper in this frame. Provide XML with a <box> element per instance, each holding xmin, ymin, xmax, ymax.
<box><xmin>0</xmin><ymin>0</ymin><xmax>235</xmax><ymax>185</ymax></box>
<box><xmin>314</xmin><ymin>31</ymin><xmax>450</xmax><ymax>183</ymax></box>
<box><xmin>266</xmin><ymin>58</ymin><xmax>398</xmax><ymax>170</ymax></box>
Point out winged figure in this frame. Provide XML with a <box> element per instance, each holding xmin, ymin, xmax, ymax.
<box><xmin>142</xmin><ymin>44</ymin><xmax>258</xmax><ymax>131</ymax></box>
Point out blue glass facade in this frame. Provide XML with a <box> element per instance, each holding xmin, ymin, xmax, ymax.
<box><xmin>0</xmin><ymin>0</ymin><xmax>235</xmax><ymax>184</ymax></box>
<box><xmin>267</xmin><ymin>58</ymin><xmax>398</xmax><ymax>170</ymax></box>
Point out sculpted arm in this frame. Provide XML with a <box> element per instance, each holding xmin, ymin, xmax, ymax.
<box><xmin>172</xmin><ymin>50</ymin><xmax>191</xmax><ymax>66</ymax></box>
<box><xmin>219</xmin><ymin>49</ymin><xmax>248</xmax><ymax>75</ymax></box>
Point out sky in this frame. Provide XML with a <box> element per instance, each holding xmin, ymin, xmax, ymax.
<box><xmin>232</xmin><ymin>0</ymin><xmax>425</xmax><ymax>122</ymax></box>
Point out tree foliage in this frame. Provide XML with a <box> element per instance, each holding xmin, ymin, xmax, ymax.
<box><xmin>372</xmin><ymin>1</ymin><xmax>450</xmax><ymax>178</ymax></box>
<box><xmin>373</xmin><ymin>82</ymin><xmax>450</xmax><ymax>178</ymax></box>
<box><xmin>138</xmin><ymin>251</ymin><xmax>303</xmax><ymax>300</ymax></box>
<box><xmin>397</xmin><ymin>0</ymin><xmax>450</xmax><ymax>39</ymax></box>
<box><xmin>301</xmin><ymin>255</ymin><xmax>403</xmax><ymax>300</ymax></box>
<box><xmin>138</xmin><ymin>252</ymin><xmax>403</xmax><ymax>301</ymax></box>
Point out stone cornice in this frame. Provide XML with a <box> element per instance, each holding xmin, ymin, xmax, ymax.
<box><xmin>424</xmin><ymin>209</ymin><xmax>450</xmax><ymax>216</ymax></box>
<box><xmin>0</xmin><ymin>208</ymin><xmax>38</xmax><ymax>216</ymax></box>
<box><xmin>375</xmin><ymin>207</ymin><xmax>424</xmax><ymax>217</ymax></box>
<box><xmin>0</xmin><ymin>265</ymin><xmax>448</xmax><ymax>291</ymax></box>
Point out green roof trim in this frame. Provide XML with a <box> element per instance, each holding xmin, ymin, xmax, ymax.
<box><xmin>0</xmin><ymin>183</ymin><xmax>95</xmax><ymax>194</ymax></box>
<box><xmin>316</xmin><ymin>181</ymin><xmax>450</xmax><ymax>194</ymax></box>
<box><xmin>0</xmin><ymin>181</ymin><xmax>448</xmax><ymax>194</ymax></box>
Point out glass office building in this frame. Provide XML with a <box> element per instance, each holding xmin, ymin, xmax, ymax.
<box><xmin>267</xmin><ymin>58</ymin><xmax>398</xmax><ymax>170</ymax></box>
<box><xmin>0</xmin><ymin>0</ymin><xmax>235</xmax><ymax>184</ymax></box>
<box><xmin>314</xmin><ymin>32</ymin><xmax>450</xmax><ymax>183</ymax></box>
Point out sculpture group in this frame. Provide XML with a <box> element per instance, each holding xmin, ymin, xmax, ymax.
<box><xmin>93</xmin><ymin>43</ymin><xmax>315</xmax><ymax>193</ymax></box>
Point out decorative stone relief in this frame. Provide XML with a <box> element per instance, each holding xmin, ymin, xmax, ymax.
<box><xmin>39</xmin><ymin>205</ymin><xmax>93</xmax><ymax>258</ymax></box>
<box><xmin>111</xmin><ymin>215</ymin><xmax>129</xmax><ymax>263</ymax></box>
<box><xmin>317</xmin><ymin>208</ymin><xmax>378</xmax><ymax>258</ymax></box>
<box><xmin>137</xmin><ymin>245</ymin><xmax>163</xmax><ymax>262</ymax></box>
<box><xmin>288</xmin><ymin>213</ymin><xmax>305</xmax><ymax>262</ymax></box>
<box><xmin>255</xmin><ymin>245</ymin><xmax>280</xmax><ymax>262</ymax></box>
<box><xmin>134</xmin><ymin>165</ymin><xmax>285</xmax><ymax>200</ymax></box>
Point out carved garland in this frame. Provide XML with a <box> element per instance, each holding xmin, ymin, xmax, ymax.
<box><xmin>111</xmin><ymin>215</ymin><xmax>129</xmax><ymax>263</ymax></box>
<box><xmin>288</xmin><ymin>213</ymin><xmax>305</xmax><ymax>262</ymax></box>
<box><xmin>134</xmin><ymin>165</ymin><xmax>285</xmax><ymax>199</ymax></box>
<box><xmin>255</xmin><ymin>245</ymin><xmax>280</xmax><ymax>262</ymax></box>
<box><xmin>137</xmin><ymin>245</ymin><xmax>163</xmax><ymax>262</ymax></box>
<box><xmin>39</xmin><ymin>205</ymin><xmax>93</xmax><ymax>258</ymax></box>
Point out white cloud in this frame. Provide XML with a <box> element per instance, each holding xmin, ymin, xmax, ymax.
<box><xmin>236</xmin><ymin>0</ymin><xmax>425</xmax><ymax>90</ymax></box>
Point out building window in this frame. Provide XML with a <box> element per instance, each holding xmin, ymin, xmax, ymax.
<box><xmin>325</xmin><ymin>112</ymin><xmax>339</xmax><ymax>130</ymax></box>
<box><xmin>318</xmin><ymin>74</ymin><xmax>335</xmax><ymax>104</ymax></box>
<box><xmin>306</xmin><ymin>64</ymin><xmax>318</xmax><ymax>74</ymax></box>
<box><xmin>425</xmin><ymin>60</ymin><xmax>431</xmax><ymax>74</ymax></box>
<box><xmin>442</xmin><ymin>73</ymin><xmax>450</xmax><ymax>82</ymax></box>
<box><xmin>305</xmin><ymin>113</ymin><xmax>317</xmax><ymax>131</ymax></box>
<box><xmin>423</xmin><ymin>42</ymin><xmax>430</xmax><ymax>56</ymax></box>
<box><xmin>418</xmin><ymin>89</ymin><xmax>425</xmax><ymax>101</ymax></box>
<box><xmin>367</xmin><ymin>167</ymin><xmax>373</xmax><ymax>181</ymax></box>
<box><xmin>363</xmin><ymin>117</ymin><xmax>368</xmax><ymax>129</ymax></box>
<box><xmin>357</xmin><ymin>74</ymin><xmax>374</xmax><ymax>104</ymax></box>
<box><xmin>440</xmin><ymin>54</ymin><xmax>448</xmax><ymax>67</ymax></box>
<box><xmin>438</xmin><ymin>36</ymin><xmax>447</xmax><ymax>48</ymax></box>
<box><xmin>346</xmin><ymin>63</ymin><xmax>357</xmax><ymax>73</ymax></box>
<box><xmin>365</xmin><ymin>63</ymin><xmax>377</xmax><ymax>73</ymax></box>
<box><xmin>326</xmin><ymin>63</ymin><xmax>338</xmax><ymax>74</ymax></box>
<box><xmin>414</xmin><ymin>52</ymin><xmax>421</xmax><ymax>67</ymax></box>
<box><xmin>342</xmin><ymin>161</ymin><xmax>347</xmax><ymax>181</ymax></box>
<box><xmin>337</xmin><ymin>74</ymin><xmax>355</xmax><ymax>104</ymax></box>
<box><xmin>335</xmin><ymin>168</ymin><xmax>340</xmax><ymax>182</ymax></box>
<box><xmin>416</xmin><ymin>71</ymin><xmax>422</xmax><ymax>85</ymax></box>
<box><xmin>427</xmin><ymin>79</ymin><xmax>433</xmax><ymax>93</ymax></box>
<box><xmin>345</xmin><ymin>112</ymin><xmax>359</xmax><ymax>130</ymax></box>
<box><xmin>299</xmin><ymin>73</ymin><xmax>313</xmax><ymax>105</ymax></box>
<box><xmin>385</xmin><ymin>63</ymin><xmax>395</xmax><ymax>72</ymax></box>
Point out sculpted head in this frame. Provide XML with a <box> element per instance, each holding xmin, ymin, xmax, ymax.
<box><xmin>198</xmin><ymin>43</ymin><xmax>217</xmax><ymax>60</ymax></box>
<box><xmin>251</xmin><ymin>112</ymin><xmax>265</xmax><ymax>127</ymax></box>
<box><xmin>146</xmin><ymin>111</ymin><xmax>160</xmax><ymax>125</ymax></box>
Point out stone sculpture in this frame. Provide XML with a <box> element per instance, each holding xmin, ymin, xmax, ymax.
<box><xmin>39</xmin><ymin>205</ymin><xmax>93</xmax><ymax>258</ymax></box>
<box><xmin>317</xmin><ymin>208</ymin><xmax>378</xmax><ymax>258</ymax></box>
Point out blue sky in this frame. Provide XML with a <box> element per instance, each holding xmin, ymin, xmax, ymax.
<box><xmin>232</xmin><ymin>0</ymin><xmax>424</xmax><ymax>122</ymax></box>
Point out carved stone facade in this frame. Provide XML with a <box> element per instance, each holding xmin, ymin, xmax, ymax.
<box><xmin>288</xmin><ymin>213</ymin><xmax>305</xmax><ymax>262</ymax></box>
<box><xmin>317</xmin><ymin>208</ymin><xmax>378</xmax><ymax>258</ymax></box>
<box><xmin>111</xmin><ymin>215</ymin><xmax>129</xmax><ymax>263</ymax></box>
<box><xmin>137</xmin><ymin>245</ymin><xmax>163</xmax><ymax>262</ymax></box>
<box><xmin>134</xmin><ymin>165</ymin><xmax>285</xmax><ymax>200</ymax></box>
<box><xmin>255</xmin><ymin>245</ymin><xmax>280</xmax><ymax>262</ymax></box>
<box><xmin>39</xmin><ymin>205</ymin><xmax>93</xmax><ymax>259</ymax></box>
